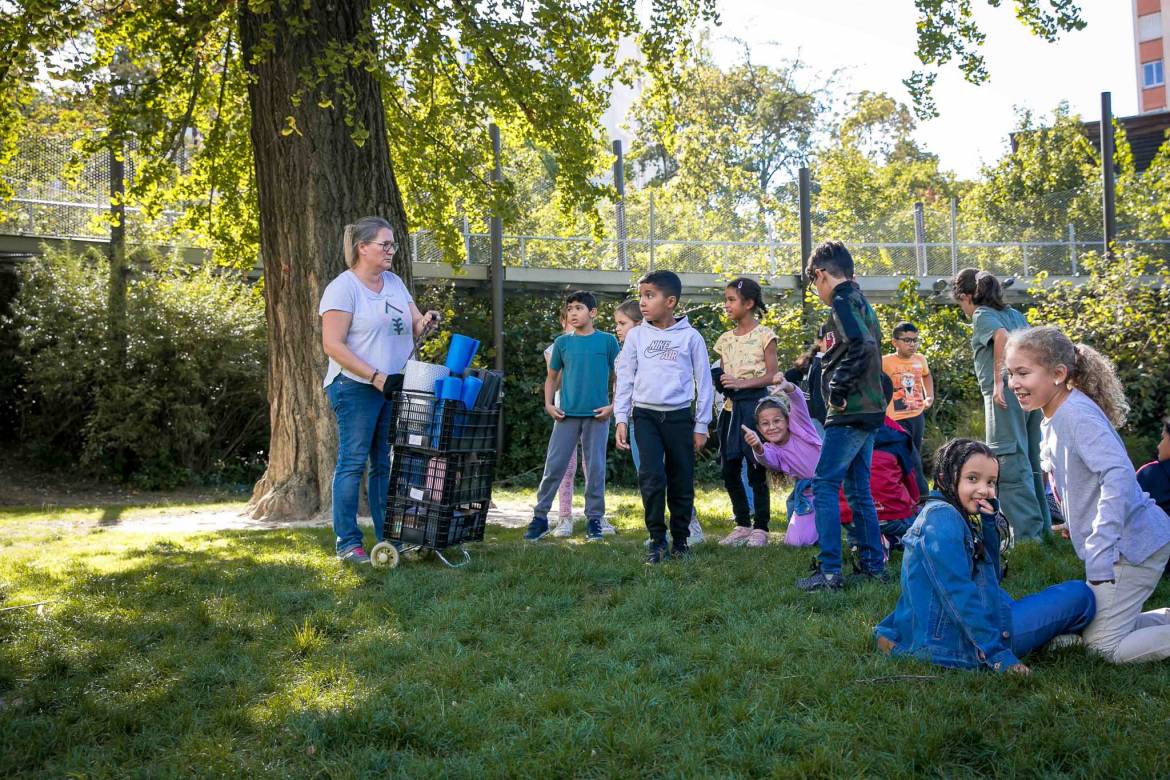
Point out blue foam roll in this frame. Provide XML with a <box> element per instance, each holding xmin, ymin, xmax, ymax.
<box><xmin>460</xmin><ymin>376</ymin><xmax>483</xmax><ymax>409</ymax></box>
<box><xmin>438</xmin><ymin>376</ymin><xmax>463</xmax><ymax>400</ymax></box>
<box><xmin>445</xmin><ymin>333</ymin><xmax>479</xmax><ymax>374</ymax></box>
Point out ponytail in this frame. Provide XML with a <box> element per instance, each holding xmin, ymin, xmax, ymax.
<box><xmin>1006</xmin><ymin>326</ymin><xmax>1130</xmax><ymax>428</ymax></box>
<box><xmin>728</xmin><ymin>276</ymin><xmax>768</xmax><ymax>315</ymax></box>
<box><xmin>951</xmin><ymin>268</ymin><xmax>1005</xmax><ymax>310</ymax></box>
<box><xmin>1071</xmin><ymin>342</ymin><xmax>1129</xmax><ymax>428</ymax></box>
<box><xmin>341</xmin><ymin>216</ymin><xmax>393</xmax><ymax>268</ymax></box>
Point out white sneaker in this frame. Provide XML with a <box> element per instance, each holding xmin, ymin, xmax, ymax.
<box><xmin>599</xmin><ymin>517</ymin><xmax>618</xmax><ymax>535</ymax></box>
<box><xmin>688</xmin><ymin>515</ymin><xmax>705</xmax><ymax>545</ymax></box>
<box><xmin>552</xmin><ymin>516</ymin><xmax>574</xmax><ymax>538</ymax></box>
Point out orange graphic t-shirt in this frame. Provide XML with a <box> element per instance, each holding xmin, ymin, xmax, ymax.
<box><xmin>882</xmin><ymin>353</ymin><xmax>930</xmax><ymax>421</ymax></box>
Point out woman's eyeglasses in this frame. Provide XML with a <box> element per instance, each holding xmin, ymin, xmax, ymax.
<box><xmin>366</xmin><ymin>240</ymin><xmax>397</xmax><ymax>254</ymax></box>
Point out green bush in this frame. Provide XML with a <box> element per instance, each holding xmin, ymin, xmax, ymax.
<box><xmin>8</xmin><ymin>247</ymin><xmax>267</xmax><ymax>488</ymax></box>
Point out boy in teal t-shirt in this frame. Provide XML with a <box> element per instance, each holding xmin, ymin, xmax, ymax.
<box><xmin>525</xmin><ymin>291</ymin><xmax>620</xmax><ymax>542</ymax></box>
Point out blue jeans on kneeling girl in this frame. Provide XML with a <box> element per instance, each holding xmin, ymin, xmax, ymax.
<box><xmin>325</xmin><ymin>374</ymin><xmax>394</xmax><ymax>554</ymax></box>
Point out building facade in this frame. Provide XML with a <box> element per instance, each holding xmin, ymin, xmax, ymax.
<box><xmin>1134</xmin><ymin>0</ymin><xmax>1170</xmax><ymax>112</ymax></box>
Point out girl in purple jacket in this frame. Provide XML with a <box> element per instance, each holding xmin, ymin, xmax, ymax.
<box><xmin>742</xmin><ymin>379</ymin><xmax>823</xmax><ymax>546</ymax></box>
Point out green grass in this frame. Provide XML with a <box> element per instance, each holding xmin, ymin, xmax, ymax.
<box><xmin>2</xmin><ymin>487</ymin><xmax>1169</xmax><ymax>777</ymax></box>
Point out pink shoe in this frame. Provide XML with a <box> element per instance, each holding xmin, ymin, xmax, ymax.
<box><xmin>719</xmin><ymin>526</ymin><xmax>753</xmax><ymax>546</ymax></box>
<box><xmin>747</xmin><ymin>529</ymin><xmax>768</xmax><ymax>547</ymax></box>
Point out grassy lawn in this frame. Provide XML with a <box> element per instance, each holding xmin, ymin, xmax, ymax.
<box><xmin>3</xmin><ymin>487</ymin><xmax>1170</xmax><ymax>777</ymax></box>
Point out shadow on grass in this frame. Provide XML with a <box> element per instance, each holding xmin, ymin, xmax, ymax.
<box><xmin>1</xmin><ymin>524</ymin><xmax>1169</xmax><ymax>777</ymax></box>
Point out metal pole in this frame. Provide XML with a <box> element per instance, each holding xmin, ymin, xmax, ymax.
<box><xmin>411</xmin><ymin>231</ymin><xmax>418</xmax><ymax>264</ymax></box>
<box><xmin>913</xmin><ymin>201</ymin><xmax>927</xmax><ymax>276</ymax></box>
<box><xmin>612</xmin><ymin>140</ymin><xmax>627</xmax><ymax>271</ymax></box>
<box><xmin>949</xmin><ymin>197</ymin><xmax>959</xmax><ymax>275</ymax></box>
<box><xmin>648</xmin><ymin>191</ymin><xmax>655</xmax><ymax>272</ymax></box>
<box><xmin>1101</xmin><ymin>91</ymin><xmax>1116</xmax><ymax>258</ymax></box>
<box><xmin>798</xmin><ymin>166</ymin><xmax>812</xmax><ymax>325</ymax></box>
<box><xmin>1021</xmin><ymin>243</ymin><xmax>1030</xmax><ymax>277</ymax></box>
<box><xmin>1068</xmin><ymin>223</ymin><xmax>1078</xmax><ymax>275</ymax></box>
<box><xmin>767</xmin><ymin>225</ymin><xmax>776</xmax><ymax>276</ymax></box>
<box><xmin>489</xmin><ymin>123</ymin><xmax>505</xmax><ymax>450</ymax></box>
<box><xmin>462</xmin><ymin>215</ymin><xmax>472</xmax><ymax>263</ymax></box>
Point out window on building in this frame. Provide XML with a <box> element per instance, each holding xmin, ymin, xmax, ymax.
<box><xmin>1139</xmin><ymin>12</ymin><xmax>1162</xmax><ymax>43</ymax></box>
<box><xmin>1144</xmin><ymin>60</ymin><xmax>1165</xmax><ymax>88</ymax></box>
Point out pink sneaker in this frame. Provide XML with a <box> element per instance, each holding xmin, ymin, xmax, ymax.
<box><xmin>719</xmin><ymin>526</ymin><xmax>753</xmax><ymax>546</ymax></box>
<box><xmin>747</xmin><ymin>529</ymin><xmax>769</xmax><ymax>547</ymax></box>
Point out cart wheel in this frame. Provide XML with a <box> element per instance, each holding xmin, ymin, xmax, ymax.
<box><xmin>371</xmin><ymin>541</ymin><xmax>400</xmax><ymax>569</ymax></box>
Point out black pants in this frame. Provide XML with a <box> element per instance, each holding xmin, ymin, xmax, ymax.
<box><xmin>901</xmin><ymin>413</ymin><xmax>930</xmax><ymax>496</ymax></box>
<box><xmin>633</xmin><ymin>407</ymin><xmax>695</xmax><ymax>546</ymax></box>
<box><xmin>722</xmin><ymin>455</ymin><xmax>770</xmax><ymax>530</ymax></box>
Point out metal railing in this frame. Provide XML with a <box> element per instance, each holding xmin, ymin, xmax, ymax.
<box><xmin>6</xmin><ymin>195</ymin><xmax>1170</xmax><ymax>279</ymax></box>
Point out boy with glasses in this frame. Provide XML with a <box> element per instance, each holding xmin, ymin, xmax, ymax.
<box><xmin>882</xmin><ymin>322</ymin><xmax>932</xmax><ymax>495</ymax></box>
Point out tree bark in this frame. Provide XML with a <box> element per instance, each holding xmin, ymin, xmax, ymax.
<box><xmin>240</xmin><ymin>0</ymin><xmax>412</xmax><ymax>520</ymax></box>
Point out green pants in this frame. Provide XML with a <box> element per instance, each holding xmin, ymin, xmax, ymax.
<box><xmin>985</xmin><ymin>392</ymin><xmax>1050</xmax><ymax>542</ymax></box>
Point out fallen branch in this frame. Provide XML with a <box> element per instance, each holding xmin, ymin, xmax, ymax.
<box><xmin>0</xmin><ymin>601</ymin><xmax>52</xmax><ymax>613</ymax></box>
<box><xmin>855</xmin><ymin>674</ymin><xmax>938</xmax><ymax>684</ymax></box>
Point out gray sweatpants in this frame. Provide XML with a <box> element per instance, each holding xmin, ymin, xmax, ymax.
<box><xmin>533</xmin><ymin>416</ymin><xmax>610</xmax><ymax>521</ymax></box>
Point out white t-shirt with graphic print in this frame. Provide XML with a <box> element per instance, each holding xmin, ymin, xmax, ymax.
<box><xmin>318</xmin><ymin>270</ymin><xmax>415</xmax><ymax>388</ymax></box>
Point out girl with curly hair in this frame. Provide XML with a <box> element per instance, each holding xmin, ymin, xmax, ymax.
<box><xmin>1006</xmin><ymin>326</ymin><xmax>1170</xmax><ymax>664</ymax></box>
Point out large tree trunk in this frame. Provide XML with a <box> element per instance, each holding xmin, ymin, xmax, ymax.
<box><xmin>240</xmin><ymin>0</ymin><xmax>412</xmax><ymax>520</ymax></box>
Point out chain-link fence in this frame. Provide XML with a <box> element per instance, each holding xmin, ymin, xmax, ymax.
<box><xmin>6</xmin><ymin>135</ymin><xmax>1170</xmax><ymax>278</ymax></box>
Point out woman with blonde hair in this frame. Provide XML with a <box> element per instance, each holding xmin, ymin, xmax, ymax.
<box><xmin>319</xmin><ymin>217</ymin><xmax>441</xmax><ymax>564</ymax></box>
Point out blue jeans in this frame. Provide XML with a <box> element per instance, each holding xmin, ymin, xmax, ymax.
<box><xmin>742</xmin><ymin>460</ymin><xmax>754</xmax><ymax>514</ymax></box>
<box><xmin>813</xmin><ymin>424</ymin><xmax>882</xmax><ymax>576</ymax></box>
<box><xmin>1009</xmin><ymin>580</ymin><xmax>1096</xmax><ymax>657</ymax></box>
<box><xmin>325</xmin><ymin>375</ymin><xmax>394</xmax><ymax>554</ymax></box>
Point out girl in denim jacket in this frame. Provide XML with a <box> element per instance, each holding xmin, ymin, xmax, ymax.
<box><xmin>874</xmin><ymin>439</ymin><xmax>1095</xmax><ymax>673</ymax></box>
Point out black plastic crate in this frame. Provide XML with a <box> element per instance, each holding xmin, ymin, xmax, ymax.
<box><xmin>388</xmin><ymin>450</ymin><xmax>495</xmax><ymax>507</ymax></box>
<box><xmin>385</xmin><ymin>496</ymin><xmax>490</xmax><ymax>549</ymax></box>
<box><xmin>390</xmin><ymin>391</ymin><xmax>499</xmax><ymax>453</ymax></box>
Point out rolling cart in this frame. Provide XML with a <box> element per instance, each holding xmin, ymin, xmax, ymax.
<box><xmin>370</xmin><ymin>388</ymin><xmax>501</xmax><ymax>569</ymax></box>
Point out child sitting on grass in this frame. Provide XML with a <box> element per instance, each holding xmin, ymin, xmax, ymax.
<box><xmin>741</xmin><ymin>379</ymin><xmax>822</xmax><ymax>546</ymax></box>
<box><xmin>874</xmin><ymin>438</ymin><xmax>1095</xmax><ymax>673</ymax></box>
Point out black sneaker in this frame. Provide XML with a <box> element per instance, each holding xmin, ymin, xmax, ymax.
<box><xmin>644</xmin><ymin>541</ymin><xmax>669</xmax><ymax>565</ymax></box>
<box><xmin>670</xmin><ymin>543</ymin><xmax>691</xmax><ymax>561</ymax></box>
<box><xmin>796</xmin><ymin>565</ymin><xmax>845</xmax><ymax>592</ymax></box>
<box><xmin>523</xmin><ymin>516</ymin><xmax>550</xmax><ymax>542</ymax></box>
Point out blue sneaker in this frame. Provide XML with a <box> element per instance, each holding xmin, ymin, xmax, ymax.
<box><xmin>585</xmin><ymin>518</ymin><xmax>603</xmax><ymax>541</ymax></box>
<box><xmin>524</xmin><ymin>516</ymin><xmax>550</xmax><ymax>542</ymax></box>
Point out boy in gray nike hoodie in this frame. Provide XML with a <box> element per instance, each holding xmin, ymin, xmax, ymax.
<box><xmin>615</xmin><ymin>271</ymin><xmax>715</xmax><ymax>563</ymax></box>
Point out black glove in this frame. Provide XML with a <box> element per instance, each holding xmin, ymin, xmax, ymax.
<box><xmin>381</xmin><ymin>373</ymin><xmax>404</xmax><ymax>399</ymax></box>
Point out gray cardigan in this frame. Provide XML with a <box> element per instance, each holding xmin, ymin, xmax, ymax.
<box><xmin>1041</xmin><ymin>389</ymin><xmax>1170</xmax><ymax>581</ymax></box>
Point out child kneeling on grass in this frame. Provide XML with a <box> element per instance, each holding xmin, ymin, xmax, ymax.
<box><xmin>1006</xmin><ymin>326</ymin><xmax>1170</xmax><ymax>664</ymax></box>
<box><xmin>741</xmin><ymin>379</ymin><xmax>822</xmax><ymax>547</ymax></box>
<box><xmin>874</xmin><ymin>438</ymin><xmax>1095</xmax><ymax>674</ymax></box>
